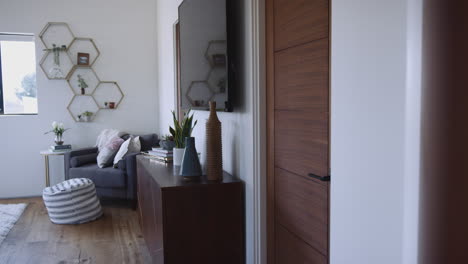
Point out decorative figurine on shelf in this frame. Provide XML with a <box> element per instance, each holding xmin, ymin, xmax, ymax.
<box><xmin>104</xmin><ymin>102</ymin><xmax>108</xmax><ymax>108</ymax></box>
<box><xmin>44</xmin><ymin>44</ymin><xmax>67</xmax><ymax>78</ymax></box>
<box><xmin>108</xmin><ymin>102</ymin><xmax>115</xmax><ymax>109</ymax></box>
<box><xmin>77</xmin><ymin>74</ymin><xmax>88</xmax><ymax>95</ymax></box>
<box><xmin>44</xmin><ymin>121</ymin><xmax>70</xmax><ymax>146</ymax></box>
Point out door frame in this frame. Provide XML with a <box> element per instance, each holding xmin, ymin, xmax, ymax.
<box><xmin>251</xmin><ymin>0</ymin><xmax>267</xmax><ymax>264</ymax></box>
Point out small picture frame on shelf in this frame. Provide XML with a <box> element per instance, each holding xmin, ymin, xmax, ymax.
<box><xmin>77</xmin><ymin>52</ymin><xmax>90</xmax><ymax>66</ymax></box>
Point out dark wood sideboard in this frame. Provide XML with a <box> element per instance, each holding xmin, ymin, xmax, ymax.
<box><xmin>136</xmin><ymin>155</ymin><xmax>244</xmax><ymax>264</ymax></box>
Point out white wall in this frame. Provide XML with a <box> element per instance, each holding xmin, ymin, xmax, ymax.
<box><xmin>155</xmin><ymin>0</ymin><xmax>257</xmax><ymax>263</ymax></box>
<box><xmin>330</xmin><ymin>0</ymin><xmax>422</xmax><ymax>263</ymax></box>
<box><xmin>0</xmin><ymin>0</ymin><xmax>159</xmax><ymax>198</ymax></box>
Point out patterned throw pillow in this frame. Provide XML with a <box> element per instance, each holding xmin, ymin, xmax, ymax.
<box><xmin>96</xmin><ymin>137</ymin><xmax>125</xmax><ymax>168</ymax></box>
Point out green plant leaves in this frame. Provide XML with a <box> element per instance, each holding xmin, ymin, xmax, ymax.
<box><xmin>169</xmin><ymin>110</ymin><xmax>197</xmax><ymax>148</ymax></box>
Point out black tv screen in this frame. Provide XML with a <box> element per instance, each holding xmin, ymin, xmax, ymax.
<box><xmin>178</xmin><ymin>0</ymin><xmax>234</xmax><ymax>112</ymax></box>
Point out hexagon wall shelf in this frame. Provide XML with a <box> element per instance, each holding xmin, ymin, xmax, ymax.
<box><xmin>39</xmin><ymin>50</ymin><xmax>74</xmax><ymax>80</ymax></box>
<box><xmin>67</xmin><ymin>37</ymin><xmax>100</xmax><ymax>66</ymax></box>
<box><xmin>204</xmin><ymin>40</ymin><xmax>227</xmax><ymax>68</ymax></box>
<box><xmin>39</xmin><ymin>22</ymin><xmax>75</xmax><ymax>50</ymax></box>
<box><xmin>93</xmin><ymin>81</ymin><xmax>124</xmax><ymax>109</ymax></box>
<box><xmin>67</xmin><ymin>95</ymin><xmax>99</xmax><ymax>122</ymax></box>
<box><xmin>186</xmin><ymin>81</ymin><xmax>214</xmax><ymax>108</ymax></box>
<box><xmin>39</xmin><ymin>22</ymin><xmax>125</xmax><ymax>122</ymax></box>
<box><xmin>207</xmin><ymin>67</ymin><xmax>227</xmax><ymax>94</ymax></box>
<box><xmin>67</xmin><ymin>67</ymin><xmax>100</xmax><ymax>95</ymax></box>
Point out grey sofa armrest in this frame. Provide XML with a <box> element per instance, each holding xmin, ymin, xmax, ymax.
<box><xmin>124</xmin><ymin>153</ymin><xmax>140</xmax><ymax>202</ymax></box>
<box><xmin>64</xmin><ymin>147</ymin><xmax>98</xmax><ymax>179</ymax></box>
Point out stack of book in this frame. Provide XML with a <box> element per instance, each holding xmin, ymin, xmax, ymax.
<box><xmin>145</xmin><ymin>147</ymin><xmax>173</xmax><ymax>163</ymax></box>
<box><xmin>50</xmin><ymin>144</ymin><xmax>72</xmax><ymax>152</ymax></box>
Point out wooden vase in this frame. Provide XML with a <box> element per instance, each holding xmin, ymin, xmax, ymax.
<box><xmin>206</xmin><ymin>101</ymin><xmax>223</xmax><ymax>181</ymax></box>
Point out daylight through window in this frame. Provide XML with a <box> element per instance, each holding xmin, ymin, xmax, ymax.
<box><xmin>0</xmin><ymin>33</ymin><xmax>37</xmax><ymax>115</ymax></box>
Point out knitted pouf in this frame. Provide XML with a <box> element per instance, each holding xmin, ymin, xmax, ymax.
<box><xmin>42</xmin><ymin>178</ymin><xmax>103</xmax><ymax>225</ymax></box>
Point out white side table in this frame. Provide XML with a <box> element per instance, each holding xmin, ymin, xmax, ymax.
<box><xmin>40</xmin><ymin>150</ymin><xmax>70</xmax><ymax>187</ymax></box>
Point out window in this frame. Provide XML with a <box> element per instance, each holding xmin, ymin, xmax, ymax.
<box><xmin>0</xmin><ymin>33</ymin><xmax>37</xmax><ymax>115</ymax></box>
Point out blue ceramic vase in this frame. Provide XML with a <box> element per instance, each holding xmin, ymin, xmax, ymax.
<box><xmin>180</xmin><ymin>137</ymin><xmax>202</xmax><ymax>178</ymax></box>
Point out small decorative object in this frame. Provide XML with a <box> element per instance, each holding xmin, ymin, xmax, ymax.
<box><xmin>169</xmin><ymin>110</ymin><xmax>197</xmax><ymax>166</ymax></box>
<box><xmin>206</xmin><ymin>101</ymin><xmax>223</xmax><ymax>181</ymax></box>
<box><xmin>77</xmin><ymin>74</ymin><xmax>88</xmax><ymax>95</ymax></box>
<box><xmin>81</xmin><ymin>111</ymin><xmax>93</xmax><ymax>122</ymax></box>
<box><xmin>44</xmin><ymin>121</ymin><xmax>70</xmax><ymax>146</ymax></box>
<box><xmin>159</xmin><ymin>135</ymin><xmax>176</xmax><ymax>150</ymax></box>
<box><xmin>180</xmin><ymin>137</ymin><xmax>202</xmax><ymax>179</ymax></box>
<box><xmin>212</xmin><ymin>54</ymin><xmax>226</xmax><ymax>67</ymax></box>
<box><xmin>104</xmin><ymin>102</ymin><xmax>108</xmax><ymax>108</ymax></box>
<box><xmin>77</xmin><ymin>52</ymin><xmax>90</xmax><ymax>66</ymax></box>
<box><xmin>44</xmin><ymin>44</ymin><xmax>68</xmax><ymax>78</ymax></box>
<box><xmin>108</xmin><ymin>102</ymin><xmax>115</xmax><ymax>109</ymax></box>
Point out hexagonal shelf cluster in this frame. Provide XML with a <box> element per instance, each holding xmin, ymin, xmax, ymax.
<box><xmin>185</xmin><ymin>40</ymin><xmax>227</xmax><ymax>109</ymax></box>
<box><xmin>39</xmin><ymin>22</ymin><xmax>124</xmax><ymax>122</ymax></box>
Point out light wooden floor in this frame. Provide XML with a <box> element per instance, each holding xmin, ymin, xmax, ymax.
<box><xmin>0</xmin><ymin>197</ymin><xmax>151</xmax><ymax>264</ymax></box>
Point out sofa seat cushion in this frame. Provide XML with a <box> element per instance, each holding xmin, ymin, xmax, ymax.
<box><xmin>69</xmin><ymin>164</ymin><xmax>126</xmax><ymax>188</ymax></box>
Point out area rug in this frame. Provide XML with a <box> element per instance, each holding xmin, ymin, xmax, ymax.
<box><xmin>0</xmin><ymin>203</ymin><xmax>27</xmax><ymax>246</ymax></box>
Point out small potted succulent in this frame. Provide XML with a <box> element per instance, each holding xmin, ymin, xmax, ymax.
<box><xmin>159</xmin><ymin>135</ymin><xmax>176</xmax><ymax>150</ymax></box>
<box><xmin>44</xmin><ymin>121</ymin><xmax>70</xmax><ymax>145</ymax></box>
<box><xmin>81</xmin><ymin>111</ymin><xmax>93</xmax><ymax>122</ymax></box>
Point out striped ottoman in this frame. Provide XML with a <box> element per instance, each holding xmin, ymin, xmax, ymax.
<box><xmin>42</xmin><ymin>178</ymin><xmax>103</xmax><ymax>224</ymax></box>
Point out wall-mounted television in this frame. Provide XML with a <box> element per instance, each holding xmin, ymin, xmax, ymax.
<box><xmin>178</xmin><ymin>0</ymin><xmax>235</xmax><ymax>112</ymax></box>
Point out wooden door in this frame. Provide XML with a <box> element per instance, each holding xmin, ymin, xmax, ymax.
<box><xmin>266</xmin><ymin>0</ymin><xmax>330</xmax><ymax>263</ymax></box>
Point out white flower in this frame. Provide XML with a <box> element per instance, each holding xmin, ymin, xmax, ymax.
<box><xmin>52</xmin><ymin>121</ymin><xmax>58</xmax><ymax>129</ymax></box>
<box><xmin>59</xmin><ymin>123</ymin><xmax>64</xmax><ymax>129</ymax></box>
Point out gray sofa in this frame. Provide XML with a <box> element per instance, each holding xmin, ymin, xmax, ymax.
<box><xmin>64</xmin><ymin>133</ymin><xmax>158</xmax><ymax>208</ymax></box>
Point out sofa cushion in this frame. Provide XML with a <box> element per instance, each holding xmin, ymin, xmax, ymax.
<box><xmin>122</xmin><ymin>134</ymin><xmax>157</xmax><ymax>151</ymax></box>
<box><xmin>113</xmin><ymin>136</ymin><xmax>140</xmax><ymax>165</ymax></box>
<box><xmin>97</xmin><ymin>137</ymin><xmax>124</xmax><ymax>168</ymax></box>
<box><xmin>70</xmin><ymin>153</ymin><xmax>98</xmax><ymax>168</ymax></box>
<box><xmin>139</xmin><ymin>134</ymin><xmax>157</xmax><ymax>151</ymax></box>
<box><xmin>69</xmin><ymin>164</ymin><xmax>126</xmax><ymax>188</ymax></box>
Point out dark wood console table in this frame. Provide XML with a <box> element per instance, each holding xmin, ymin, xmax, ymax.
<box><xmin>136</xmin><ymin>155</ymin><xmax>244</xmax><ymax>264</ymax></box>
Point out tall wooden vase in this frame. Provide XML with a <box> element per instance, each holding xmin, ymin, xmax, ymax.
<box><xmin>206</xmin><ymin>101</ymin><xmax>223</xmax><ymax>181</ymax></box>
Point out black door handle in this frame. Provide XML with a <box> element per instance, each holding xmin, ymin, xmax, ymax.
<box><xmin>308</xmin><ymin>173</ymin><xmax>330</xmax><ymax>182</ymax></box>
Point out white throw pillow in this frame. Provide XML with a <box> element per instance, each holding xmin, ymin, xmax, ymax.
<box><xmin>113</xmin><ymin>136</ymin><xmax>141</xmax><ymax>165</ymax></box>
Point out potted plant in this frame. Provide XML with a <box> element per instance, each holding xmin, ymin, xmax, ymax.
<box><xmin>44</xmin><ymin>121</ymin><xmax>70</xmax><ymax>145</ymax></box>
<box><xmin>82</xmin><ymin>111</ymin><xmax>93</xmax><ymax>122</ymax></box>
<box><xmin>159</xmin><ymin>135</ymin><xmax>176</xmax><ymax>150</ymax></box>
<box><xmin>169</xmin><ymin>110</ymin><xmax>197</xmax><ymax>166</ymax></box>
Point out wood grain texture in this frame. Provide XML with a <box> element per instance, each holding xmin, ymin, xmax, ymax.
<box><xmin>275</xmin><ymin>110</ymin><xmax>329</xmax><ymax>178</ymax></box>
<box><xmin>137</xmin><ymin>156</ymin><xmax>244</xmax><ymax>264</ymax></box>
<box><xmin>275</xmin><ymin>225</ymin><xmax>327</xmax><ymax>264</ymax></box>
<box><xmin>0</xmin><ymin>197</ymin><xmax>151</xmax><ymax>264</ymax></box>
<box><xmin>275</xmin><ymin>39</ymin><xmax>329</xmax><ymax>111</ymax></box>
<box><xmin>275</xmin><ymin>168</ymin><xmax>329</xmax><ymax>255</ymax></box>
<box><xmin>274</xmin><ymin>0</ymin><xmax>329</xmax><ymax>51</ymax></box>
<box><xmin>266</xmin><ymin>0</ymin><xmax>276</xmax><ymax>262</ymax></box>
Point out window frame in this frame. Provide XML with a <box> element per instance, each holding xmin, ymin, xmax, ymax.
<box><xmin>0</xmin><ymin>33</ymin><xmax>38</xmax><ymax>116</ymax></box>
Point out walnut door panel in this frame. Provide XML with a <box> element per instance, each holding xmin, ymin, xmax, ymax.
<box><xmin>275</xmin><ymin>168</ymin><xmax>329</xmax><ymax>255</ymax></box>
<box><xmin>274</xmin><ymin>39</ymin><xmax>329</xmax><ymax>111</ymax></box>
<box><xmin>274</xmin><ymin>110</ymin><xmax>329</xmax><ymax>177</ymax></box>
<box><xmin>137</xmin><ymin>167</ymin><xmax>159</xmax><ymax>257</ymax></box>
<box><xmin>276</xmin><ymin>224</ymin><xmax>327</xmax><ymax>264</ymax></box>
<box><xmin>151</xmin><ymin>180</ymin><xmax>164</xmax><ymax>252</ymax></box>
<box><xmin>274</xmin><ymin>0</ymin><xmax>329</xmax><ymax>51</ymax></box>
